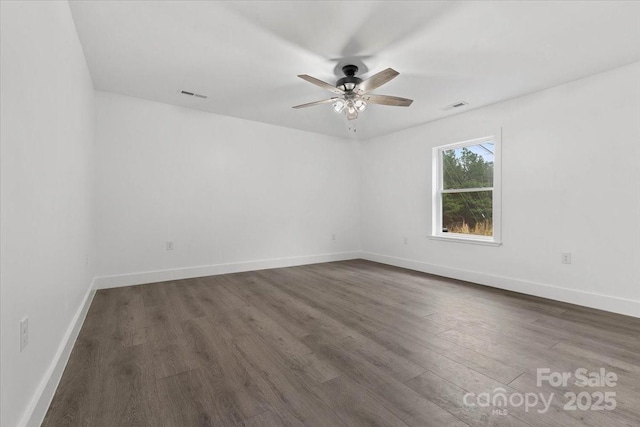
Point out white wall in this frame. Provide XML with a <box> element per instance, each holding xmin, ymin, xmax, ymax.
<box><xmin>360</xmin><ymin>62</ymin><xmax>640</xmax><ymax>317</ymax></box>
<box><xmin>0</xmin><ymin>2</ymin><xmax>96</xmax><ymax>427</ymax></box>
<box><xmin>94</xmin><ymin>92</ymin><xmax>360</xmax><ymax>286</ymax></box>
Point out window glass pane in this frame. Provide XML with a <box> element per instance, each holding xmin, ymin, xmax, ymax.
<box><xmin>442</xmin><ymin>142</ymin><xmax>494</xmax><ymax>190</ymax></box>
<box><xmin>442</xmin><ymin>191</ymin><xmax>492</xmax><ymax>236</ymax></box>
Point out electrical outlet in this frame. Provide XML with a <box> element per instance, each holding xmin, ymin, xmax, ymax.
<box><xmin>166</xmin><ymin>241</ymin><xmax>174</xmax><ymax>251</ymax></box>
<box><xmin>20</xmin><ymin>317</ymin><xmax>28</xmax><ymax>352</ymax></box>
<box><xmin>332</xmin><ymin>234</ymin><xmax>336</xmax><ymax>241</ymax></box>
<box><xmin>561</xmin><ymin>252</ymin><xmax>572</xmax><ymax>264</ymax></box>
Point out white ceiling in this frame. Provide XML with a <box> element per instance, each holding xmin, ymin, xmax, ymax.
<box><xmin>69</xmin><ymin>1</ymin><xmax>640</xmax><ymax>140</ymax></box>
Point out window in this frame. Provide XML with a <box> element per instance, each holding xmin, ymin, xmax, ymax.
<box><xmin>431</xmin><ymin>132</ymin><xmax>501</xmax><ymax>245</ymax></box>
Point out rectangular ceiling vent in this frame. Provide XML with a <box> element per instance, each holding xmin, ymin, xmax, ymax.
<box><xmin>444</xmin><ymin>101</ymin><xmax>468</xmax><ymax>110</ymax></box>
<box><xmin>180</xmin><ymin>90</ymin><xmax>207</xmax><ymax>99</ymax></box>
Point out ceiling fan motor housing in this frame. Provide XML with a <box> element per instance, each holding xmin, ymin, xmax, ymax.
<box><xmin>336</xmin><ymin>65</ymin><xmax>362</xmax><ymax>91</ymax></box>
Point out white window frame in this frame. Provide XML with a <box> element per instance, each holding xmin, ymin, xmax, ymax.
<box><xmin>429</xmin><ymin>130</ymin><xmax>502</xmax><ymax>246</ymax></box>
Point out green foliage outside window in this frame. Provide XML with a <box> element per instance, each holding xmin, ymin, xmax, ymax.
<box><xmin>442</xmin><ymin>146</ymin><xmax>494</xmax><ymax>235</ymax></box>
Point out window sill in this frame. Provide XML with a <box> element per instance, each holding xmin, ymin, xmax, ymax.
<box><xmin>428</xmin><ymin>234</ymin><xmax>502</xmax><ymax>246</ymax></box>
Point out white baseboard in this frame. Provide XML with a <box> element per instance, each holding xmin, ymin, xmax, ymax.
<box><xmin>22</xmin><ymin>279</ymin><xmax>96</xmax><ymax>427</ymax></box>
<box><xmin>94</xmin><ymin>251</ymin><xmax>362</xmax><ymax>289</ymax></box>
<box><xmin>361</xmin><ymin>252</ymin><xmax>640</xmax><ymax>318</ymax></box>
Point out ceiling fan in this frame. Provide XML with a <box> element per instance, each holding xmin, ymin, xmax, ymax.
<box><xmin>293</xmin><ymin>65</ymin><xmax>413</xmax><ymax>121</ymax></box>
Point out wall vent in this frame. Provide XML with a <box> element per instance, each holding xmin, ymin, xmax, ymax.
<box><xmin>180</xmin><ymin>90</ymin><xmax>207</xmax><ymax>99</ymax></box>
<box><xmin>444</xmin><ymin>101</ymin><xmax>468</xmax><ymax>110</ymax></box>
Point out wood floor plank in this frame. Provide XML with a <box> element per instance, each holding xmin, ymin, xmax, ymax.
<box><xmin>149</xmin><ymin>341</ymin><xmax>200</xmax><ymax>380</ymax></box>
<box><xmin>335</xmin><ymin>333</ymin><xmax>426</xmax><ymax>383</ymax></box>
<box><xmin>531</xmin><ymin>315</ymin><xmax>640</xmax><ymax>345</ymax></box>
<box><xmin>302</xmin><ymin>333</ymin><xmax>470</xmax><ymax>427</ymax></box>
<box><xmin>234</xmin><ymin>305</ymin><xmax>313</xmax><ymax>357</ymax></box>
<box><xmin>405</xmin><ymin>371</ymin><xmax>530</xmax><ymax>427</ymax></box>
<box><xmin>312</xmin><ymin>376</ymin><xmax>411</xmax><ymax>427</ymax></box>
<box><xmin>560</xmin><ymin>305</ymin><xmax>640</xmax><ymax>332</ymax></box>
<box><xmin>551</xmin><ymin>341</ymin><xmax>640</xmax><ymax>377</ymax></box>
<box><xmin>113</xmin><ymin>286</ymin><xmax>147</xmax><ymax>348</ymax></box>
<box><xmin>169</xmin><ymin>280</ymin><xmax>207</xmax><ymax>320</ymax></box>
<box><xmin>363</xmin><ymin>324</ymin><xmax>524</xmax><ymax>385</ymax></box>
<box><xmin>155</xmin><ymin>368</ymin><xmax>232</xmax><ymax>426</ymax></box>
<box><xmin>508</xmin><ymin>372</ymin><xmax>632</xmax><ymax>427</ymax></box>
<box><xmin>220</xmin><ymin>273</ymin><xmax>313</xmax><ymax>338</ymax></box>
<box><xmin>523</xmin><ymin>317</ymin><xmax>640</xmax><ymax>354</ymax></box>
<box><xmin>270</xmin><ymin>269</ymin><xmax>452</xmax><ymax>344</ymax></box>
<box><xmin>95</xmin><ymin>344</ymin><xmax>161</xmax><ymax>426</ymax></box>
<box><xmin>235</xmin><ymin>324</ymin><xmax>338</xmax><ymax>389</ymax></box>
<box><xmin>237</xmin><ymin>275</ymin><xmax>426</xmax><ymax>384</ymax></box>
<box><xmin>239</xmin><ymin>410</ymin><xmax>285</xmax><ymax>427</ymax></box>
<box><xmin>426</xmin><ymin>312</ymin><xmax>561</xmax><ymax>350</ymax></box>
<box><xmin>300</xmin><ymin>264</ymin><xmax>441</xmax><ymax>317</ymax></box>
<box><xmin>233</xmin><ymin>333</ymin><xmax>347</xmax><ymax>427</ymax></box>
<box><xmin>42</xmin><ymin>336</ymin><xmax>113</xmax><ymax>426</ymax></box>
<box><xmin>180</xmin><ymin>316</ymin><xmax>270</xmax><ymax>420</ymax></box>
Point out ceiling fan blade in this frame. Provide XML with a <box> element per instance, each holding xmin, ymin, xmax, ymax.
<box><xmin>297</xmin><ymin>75</ymin><xmax>344</xmax><ymax>94</ymax></box>
<box><xmin>363</xmin><ymin>94</ymin><xmax>413</xmax><ymax>107</ymax></box>
<box><xmin>292</xmin><ymin>98</ymin><xmax>338</xmax><ymax>109</ymax></box>
<box><xmin>355</xmin><ymin>68</ymin><xmax>399</xmax><ymax>94</ymax></box>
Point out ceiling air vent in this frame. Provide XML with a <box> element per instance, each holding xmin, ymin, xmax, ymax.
<box><xmin>444</xmin><ymin>101</ymin><xmax>468</xmax><ymax>110</ymax></box>
<box><xmin>180</xmin><ymin>90</ymin><xmax>207</xmax><ymax>99</ymax></box>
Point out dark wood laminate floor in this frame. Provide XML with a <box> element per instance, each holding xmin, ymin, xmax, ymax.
<box><xmin>43</xmin><ymin>260</ymin><xmax>640</xmax><ymax>427</ymax></box>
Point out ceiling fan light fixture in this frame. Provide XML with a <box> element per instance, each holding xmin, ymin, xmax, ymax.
<box><xmin>346</xmin><ymin>103</ymin><xmax>358</xmax><ymax>120</ymax></box>
<box><xmin>332</xmin><ymin>99</ymin><xmax>346</xmax><ymax>114</ymax></box>
<box><xmin>354</xmin><ymin>99</ymin><xmax>367</xmax><ymax>112</ymax></box>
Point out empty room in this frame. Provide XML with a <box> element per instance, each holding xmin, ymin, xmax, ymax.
<box><xmin>2</xmin><ymin>1</ymin><xmax>640</xmax><ymax>426</ymax></box>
